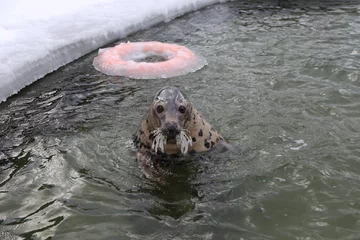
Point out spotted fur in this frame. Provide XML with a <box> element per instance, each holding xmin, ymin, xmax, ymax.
<box><xmin>134</xmin><ymin>87</ymin><xmax>226</xmax><ymax>158</ymax></box>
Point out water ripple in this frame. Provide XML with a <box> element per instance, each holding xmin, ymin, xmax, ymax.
<box><xmin>2</xmin><ymin>0</ymin><xmax>360</xmax><ymax>239</ymax></box>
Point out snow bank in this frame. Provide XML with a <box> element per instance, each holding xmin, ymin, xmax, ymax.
<box><xmin>0</xmin><ymin>0</ymin><xmax>225</xmax><ymax>103</ymax></box>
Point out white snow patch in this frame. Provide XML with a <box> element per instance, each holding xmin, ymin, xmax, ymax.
<box><xmin>0</xmin><ymin>0</ymin><xmax>226</xmax><ymax>103</ymax></box>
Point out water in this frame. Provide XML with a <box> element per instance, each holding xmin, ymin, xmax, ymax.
<box><xmin>1</xmin><ymin>0</ymin><xmax>360</xmax><ymax>239</ymax></box>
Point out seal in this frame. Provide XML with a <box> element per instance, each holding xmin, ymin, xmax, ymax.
<box><xmin>133</xmin><ymin>86</ymin><xmax>228</xmax><ymax>170</ymax></box>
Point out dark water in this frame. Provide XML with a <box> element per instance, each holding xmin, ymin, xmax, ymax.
<box><xmin>1</xmin><ymin>0</ymin><xmax>360</xmax><ymax>239</ymax></box>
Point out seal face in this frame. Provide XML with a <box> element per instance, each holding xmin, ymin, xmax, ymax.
<box><xmin>134</xmin><ymin>87</ymin><xmax>226</xmax><ymax>161</ymax></box>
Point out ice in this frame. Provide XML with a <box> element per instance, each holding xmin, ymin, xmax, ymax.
<box><xmin>0</xmin><ymin>0</ymin><xmax>226</xmax><ymax>103</ymax></box>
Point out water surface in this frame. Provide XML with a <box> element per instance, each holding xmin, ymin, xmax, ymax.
<box><xmin>1</xmin><ymin>0</ymin><xmax>360</xmax><ymax>239</ymax></box>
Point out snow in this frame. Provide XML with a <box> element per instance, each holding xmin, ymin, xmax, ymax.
<box><xmin>0</xmin><ymin>0</ymin><xmax>226</xmax><ymax>103</ymax></box>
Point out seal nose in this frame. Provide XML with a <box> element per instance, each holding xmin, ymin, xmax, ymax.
<box><xmin>164</xmin><ymin>122</ymin><xmax>180</xmax><ymax>135</ymax></box>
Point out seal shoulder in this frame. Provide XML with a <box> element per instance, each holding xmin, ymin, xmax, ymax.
<box><xmin>187</xmin><ymin>109</ymin><xmax>225</xmax><ymax>153</ymax></box>
<box><xmin>134</xmin><ymin>119</ymin><xmax>152</xmax><ymax>152</ymax></box>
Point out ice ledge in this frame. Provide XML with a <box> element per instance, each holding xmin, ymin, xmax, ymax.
<box><xmin>0</xmin><ymin>0</ymin><xmax>226</xmax><ymax>103</ymax></box>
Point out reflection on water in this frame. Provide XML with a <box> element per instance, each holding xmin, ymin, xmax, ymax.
<box><xmin>1</xmin><ymin>0</ymin><xmax>360</xmax><ymax>239</ymax></box>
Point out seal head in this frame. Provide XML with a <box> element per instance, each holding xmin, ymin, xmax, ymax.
<box><xmin>146</xmin><ymin>87</ymin><xmax>193</xmax><ymax>154</ymax></box>
<box><xmin>134</xmin><ymin>87</ymin><xmax>226</xmax><ymax>158</ymax></box>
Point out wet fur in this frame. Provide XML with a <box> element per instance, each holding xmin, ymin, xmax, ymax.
<box><xmin>133</xmin><ymin>87</ymin><xmax>228</xmax><ymax>179</ymax></box>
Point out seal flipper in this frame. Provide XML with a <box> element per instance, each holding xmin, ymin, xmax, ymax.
<box><xmin>211</xmin><ymin>139</ymin><xmax>233</xmax><ymax>154</ymax></box>
<box><xmin>136</xmin><ymin>150</ymin><xmax>163</xmax><ymax>182</ymax></box>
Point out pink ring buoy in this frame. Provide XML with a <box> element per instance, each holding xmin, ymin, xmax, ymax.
<box><xmin>93</xmin><ymin>41</ymin><xmax>207</xmax><ymax>79</ymax></box>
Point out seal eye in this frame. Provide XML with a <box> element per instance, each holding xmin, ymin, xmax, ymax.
<box><xmin>179</xmin><ymin>106</ymin><xmax>186</xmax><ymax>114</ymax></box>
<box><xmin>156</xmin><ymin>105</ymin><xmax>164</xmax><ymax>113</ymax></box>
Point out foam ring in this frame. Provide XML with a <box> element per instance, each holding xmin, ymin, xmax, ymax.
<box><xmin>93</xmin><ymin>41</ymin><xmax>207</xmax><ymax>79</ymax></box>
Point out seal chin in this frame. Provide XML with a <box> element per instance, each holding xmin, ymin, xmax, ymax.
<box><xmin>163</xmin><ymin>131</ymin><xmax>179</xmax><ymax>141</ymax></box>
<box><xmin>151</xmin><ymin>128</ymin><xmax>192</xmax><ymax>155</ymax></box>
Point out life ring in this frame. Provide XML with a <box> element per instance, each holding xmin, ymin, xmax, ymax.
<box><xmin>93</xmin><ymin>42</ymin><xmax>207</xmax><ymax>79</ymax></box>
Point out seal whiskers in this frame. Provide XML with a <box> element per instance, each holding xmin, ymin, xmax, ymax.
<box><xmin>151</xmin><ymin>129</ymin><xmax>167</xmax><ymax>153</ymax></box>
<box><xmin>176</xmin><ymin>130</ymin><xmax>192</xmax><ymax>155</ymax></box>
<box><xmin>151</xmin><ymin>128</ymin><xmax>192</xmax><ymax>155</ymax></box>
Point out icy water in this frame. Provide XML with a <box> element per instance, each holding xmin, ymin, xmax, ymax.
<box><xmin>1</xmin><ymin>0</ymin><xmax>360</xmax><ymax>239</ymax></box>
